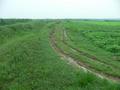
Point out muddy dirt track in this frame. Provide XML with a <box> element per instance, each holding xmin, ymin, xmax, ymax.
<box><xmin>49</xmin><ymin>29</ymin><xmax>120</xmax><ymax>82</ymax></box>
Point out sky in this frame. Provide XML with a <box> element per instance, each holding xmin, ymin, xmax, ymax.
<box><xmin>0</xmin><ymin>0</ymin><xmax>120</xmax><ymax>19</ymax></box>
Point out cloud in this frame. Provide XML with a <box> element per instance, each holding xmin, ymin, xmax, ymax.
<box><xmin>0</xmin><ymin>0</ymin><xmax>120</xmax><ymax>19</ymax></box>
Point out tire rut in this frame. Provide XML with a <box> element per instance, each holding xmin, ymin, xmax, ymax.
<box><xmin>63</xmin><ymin>30</ymin><xmax>120</xmax><ymax>69</ymax></box>
<box><xmin>49</xmin><ymin>29</ymin><xmax>120</xmax><ymax>82</ymax></box>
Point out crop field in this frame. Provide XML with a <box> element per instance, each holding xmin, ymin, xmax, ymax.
<box><xmin>0</xmin><ymin>19</ymin><xmax>120</xmax><ymax>90</ymax></box>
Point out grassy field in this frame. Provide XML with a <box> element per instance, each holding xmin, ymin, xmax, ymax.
<box><xmin>0</xmin><ymin>19</ymin><xmax>120</xmax><ymax>90</ymax></box>
<box><xmin>54</xmin><ymin>20</ymin><xmax>120</xmax><ymax>78</ymax></box>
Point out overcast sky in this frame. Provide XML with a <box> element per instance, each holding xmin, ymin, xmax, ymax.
<box><xmin>0</xmin><ymin>0</ymin><xmax>120</xmax><ymax>19</ymax></box>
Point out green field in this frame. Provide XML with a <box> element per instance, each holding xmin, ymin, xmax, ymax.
<box><xmin>0</xmin><ymin>19</ymin><xmax>120</xmax><ymax>90</ymax></box>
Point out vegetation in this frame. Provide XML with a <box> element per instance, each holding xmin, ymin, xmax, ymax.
<box><xmin>0</xmin><ymin>19</ymin><xmax>120</xmax><ymax>90</ymax></box>
<box><xmin>59</xmin><ymin>20</ymin><xmax>120</xmax><ymax>78</ymax></box>
<box><xmin>0</xmin><ymin>19</ymin><xmax>31</xmax><ymax>26</ymax></box>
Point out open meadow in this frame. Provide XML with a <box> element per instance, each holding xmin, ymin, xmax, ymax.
<box><xmin>0</xmin><ymin>19</ymin><xmax>120</xmax><ymax>90</ymax></box>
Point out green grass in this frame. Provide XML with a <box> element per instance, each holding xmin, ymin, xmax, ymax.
<box><xmin>59</xmin><ymin>20</ymin><xmax>120</xmax><ymax>77</ymax></box>
<box><xmin>0</xmin><ymin>19</ymin><xmax>31</xmax><ymax>26</ymax></box>
<box><xmin>0</xmin><ymin>19</ymin><xmax>120</xmax><ymax>90</ymax></box>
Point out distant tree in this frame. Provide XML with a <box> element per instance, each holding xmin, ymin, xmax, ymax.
<box><xmin>0</xmin><ymin>19</ymin><xmax>5</xmax><ymax>25</ymax></box>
